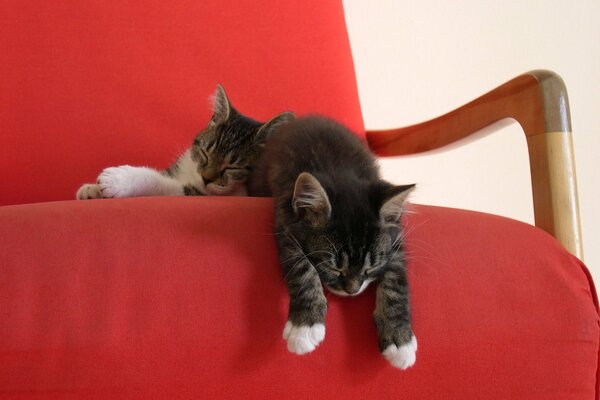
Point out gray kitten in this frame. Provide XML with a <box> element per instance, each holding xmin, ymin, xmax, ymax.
<box><xmin>77</xmin><ymin>85</ymin><xmax>293</xmax><ymax>199</ymax></box>
<box><xmin>248</xmin><ymin>116</ymin><xmax>417</xmax><ymax>369</ymax></box>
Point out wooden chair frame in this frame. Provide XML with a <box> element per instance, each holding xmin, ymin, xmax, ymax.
<box><xmin>366</xmin><ymin>70</ymin><xmax>583</xmax><ymax>260</ymax></box>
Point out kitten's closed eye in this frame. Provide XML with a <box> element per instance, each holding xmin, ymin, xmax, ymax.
<box><xmin>224</xmin><ymin>167</ymin><xmax>248</xmax><ymax>181</ymax></box>
<box><xmin>326</xmin><ymin>267</ymin><xmax>342</xmax><ymax>276</ymax></box>
<box><xmin>224</xmin><ymin>167</ymin><xmax>244</xmax><ymax>172</ymax></box>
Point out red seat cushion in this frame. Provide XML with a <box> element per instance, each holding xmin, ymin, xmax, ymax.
<box><xmin>1</xmin><ymin>198</ymin><xmax>597</xmax><ymax>399</ymax></box>
<box><xmin>0</xmin><ymin>0</ymin><xmax>363</xmax><ymax>206</ymax></box>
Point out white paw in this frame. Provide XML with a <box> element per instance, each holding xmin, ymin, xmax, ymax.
<box><xmin>76</xmin><ymin>183</ymin><xmax>102</xmax><ymax>200</ymax></box>
<box><xmin>282</xmin><ymin>321</ymin><xmax>325</xmax><ymax>355</ymax></box>
<box><xmin>382</xmin><ymin>335</ymin><xmax>417</xmax><ymax>369</ymax></box>
<box><xmin>97</xmin><ymin>165</ymin><xmax>138</xmax><ymax>198</ymax></box>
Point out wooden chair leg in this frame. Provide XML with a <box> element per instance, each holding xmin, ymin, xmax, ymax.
<box><xmin>522</xmin><ymin>71</ymin><xmax>582</xmax><ymax>260</ymax></box>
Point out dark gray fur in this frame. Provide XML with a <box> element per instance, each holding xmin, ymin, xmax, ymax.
<box><xmin>248</xmin><ymin>116</ymin><xmax>415</xmax><ymax>353</ymax></box>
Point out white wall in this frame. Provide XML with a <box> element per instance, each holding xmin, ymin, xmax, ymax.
<box><xmin>343</xmin><ymin>1</ymin><xmax>599</xmax><ymax>282</ymax></box>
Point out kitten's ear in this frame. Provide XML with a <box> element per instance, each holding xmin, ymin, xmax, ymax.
<box><xmin>293</xmin><ymin>172</ymin><xmax>331</xmax><ymax>226</ymax></box>
<box><xmin>256</xmin><ymin>112</ymin><xmax>295</xmax><ymax>141</ymax></box>
<box><xmin>379</xmin><ymin>184</ymin><xmax>416</xmax><ymax>224</ymax></box>
<box><xmin>210</xmin><ymin>84</ymin><xmax>232</xmax><ymax>124</ymax></box>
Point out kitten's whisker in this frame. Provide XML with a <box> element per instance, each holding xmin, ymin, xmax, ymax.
<box><xmin>304</xmin><ymin>250</ymin><xmax>335</xmax><ymax>258</ymax></box>
<box><xmin>283</xmin><ymin>233</ymin><xmax>328</xmax><ymax>279</ymax></box>
<box><xmin>325</xmin><ymin>236</ymin><xmax>338</xmax><ymax>255</ymax></box>
<box><xmin>404</xmin><ymin>253</ymin><xmax>454</xmax><ymax>270</ymax></box>
<box><xmin>404</xmin><ymin>239</ymin><xmax>437</xmax><ymax>258</ymax></box>
<box><xmin>392</xmin><ymin>235</ymin><xmax>404</xmax><ymax>248</ymax></box>
<box><xmin>391</xmin><ymin>218</ymin><xmax>431</xmax><ymax>250</ymax></box>
<box><xmin>402</xmin><ymin>242</ymin><xmax>453</xmax><ymax>269</ymax></box>
<box><xmin>312</xmin><ymin>259</ymin><xmax>332</xmax><ymax>270</ymax></box>
<box><xmin>399</xmin><ymin>218</ymin><xmax>431</xmax><ymax>240</ymax></box>
<box><xmin>281</xmin><ymin>254</ymin><xmax>304</xmax><ymax>264</ymax></box>
<box><xmin>283</xmin><ymin>257</ymin><xmax>308</xmax><ymax>281</ymax></box>
<box><xmin>285</xmin><ymin>232</ymin><xmax>304</xmax><ymax>253</ymax></box>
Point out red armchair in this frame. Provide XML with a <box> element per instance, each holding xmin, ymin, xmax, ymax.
<box><xmin>1</xmin><ymin>1</ymin><xmax>597</xmax><ymax>399</ymax></box>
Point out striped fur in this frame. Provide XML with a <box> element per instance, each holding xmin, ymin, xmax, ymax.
<box><xmin>76</xmin><ymin>85</ymin><xmax>293</xmax><ymax>199</ymax></box>
<box><xmin>249</xmin><ymin>116</ymin><xmax>417</xmax><ymax>368</ymax></box>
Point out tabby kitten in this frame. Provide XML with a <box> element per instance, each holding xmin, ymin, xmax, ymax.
<box><xmin>76</xmin><ymin>85</ymin><xmax>293</xmax><ymax>199</ymax></box>
<box><xmin>248</xmin><ymin>116</ymin><xmax>417</xmax><ymax>369</ymax></box>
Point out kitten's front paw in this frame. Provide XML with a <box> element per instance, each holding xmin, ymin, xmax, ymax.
<box><xmin>76</xmin><ymin>183</ymin><xmax>103</xmax><ymax>200</ymax></box>
<box><xmin>382</xmin><ymin>335</ymin><xmax>417</xmax><ymax>370</ymax></box>
<box><xmin>282</xmin><ymin>321</ymin><xmax>325</xmax><ymax>355</ymax></box>
<box><xmin>97</xmin><ymin>166</ymin><xmax>136</xmax><ymax>198</ymax></box>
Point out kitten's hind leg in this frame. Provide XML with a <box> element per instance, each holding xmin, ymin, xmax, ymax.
<box><xmin>373</xmin><ymin>267</ymin><xmax>417</xmax><ymax>369</ymax></box>
<box><xmin>277</xmin><ymin>234</ymin><xmax>327</xmax><ymax>355</ymax></box>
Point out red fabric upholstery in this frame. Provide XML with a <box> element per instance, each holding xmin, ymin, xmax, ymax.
<box><xmin>0</xmin><ymin>198</ymin><xmax>597</xmax><ymax>399</ymax></box>
<box><xmin>0</xmin><ymin>0</ymin><xmax>363</xmax><ymax>206</ymax></box>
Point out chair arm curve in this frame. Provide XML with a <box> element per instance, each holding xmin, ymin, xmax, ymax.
<box><xmin>366</xmin><ymin>70</ymin><xmax>582</xmax><ymax>259</ymax></box>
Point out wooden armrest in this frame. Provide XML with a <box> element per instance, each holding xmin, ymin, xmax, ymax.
<box><xmin>366</xmin><ymin>70</ymin><xmax>583</xmax><ymax>259</ymax></box>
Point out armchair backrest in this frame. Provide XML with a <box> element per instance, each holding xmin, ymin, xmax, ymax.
<box><xmin>0</xmin><ymin>1</ymin><xmax>364</xmax><ymax>206</ymax></box>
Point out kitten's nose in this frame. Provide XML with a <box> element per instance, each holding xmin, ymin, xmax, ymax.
<box><xmin>344</xmin><ymin>280</ymin><xmax>361</xmax><ymax>295</ymax></box>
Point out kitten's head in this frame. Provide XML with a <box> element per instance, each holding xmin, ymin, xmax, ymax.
<box><xmin>192</xmin><ymin>84</ymin><xmax>294</xmax><ymax>196</ymax></box>
<box><xmin>288</xmin><ymin>172</ymin><xmax>415</xmax><ymax>296</ymax></box>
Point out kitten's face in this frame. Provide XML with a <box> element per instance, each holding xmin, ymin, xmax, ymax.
<box><xmin>297</xmin><ymin>223</ymin><xmax>399</xmax><ymax>297</ymax></box>
<box><xmin>289</xmin><ymin>172</ymin><xmax>413</xmax><ymax>296</ymax></box>
<box><xmin>191</xmin><ymin>85</ymin><xmax>293</xmax><ymax>196</ymax></box>
<box><xmin>192</xmin><ymin>115</ymin><xmax>261</xmax><ymax>196</ymax></box>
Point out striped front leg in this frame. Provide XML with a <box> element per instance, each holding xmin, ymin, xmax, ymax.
<box><xmin>373</xmin><ymin>265</ymin><xmax>417</xmax><ymax>369</ymax></box>
<box><xmin>277</xmin><ymin>234</ymin><xmax>327</xmax><ymax>355</ymax></box>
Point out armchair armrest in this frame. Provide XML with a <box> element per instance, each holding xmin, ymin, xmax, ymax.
<box><xmin>366</xmin><ymin>70</ymin><xmax>583</xmax><ymax>259</ymax></box>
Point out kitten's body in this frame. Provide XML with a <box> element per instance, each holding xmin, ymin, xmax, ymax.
<box><xmin>249</xmin><ymin>116</ymin><xmax>417</xmax><ymax>369</ymax></box>
<box><xmin>77</xmin><ymin>85</ymin><xmax>292</xmax><ymax>200</ymax></box>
